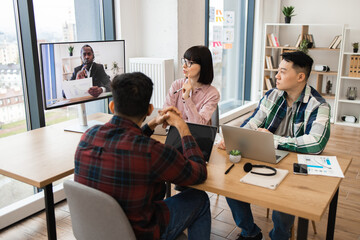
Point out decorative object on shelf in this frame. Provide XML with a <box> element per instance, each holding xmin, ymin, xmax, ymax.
<box><xmin>111</xmin><ymin>61</ymin><xmax>120</xmax><ymax>75</ymax></box>
<box><xmin>298</xmin><ymin>39</ymin><xmax>309</xmax><ymax>54</ymax></box>
<box><xmin>326</xmin><ymin>79</ymin><xmax>333</xmax><ymax>95</ymax></box>
<box><xmin>341</xmin><ymin>115</ymin><xmax>357</xmax><ymax>123</ymax></box>
<box><xmin>282</xmin><ymin>6</ymin><xmax>295</xmax><ymax>24</ymax></box>
<box><xmin>314</xmin><ymin>64</ymin><xmax>330</xmax><ymax>72</ymax></box>
<box><xmin>352</xmin><ymin>42</ymin><xmax>359</xmax><ymax>53</ymax></box>
<box><xmin>346</xmin><ymin>87</ymin><xmax>357</xmax><ymax>100</ymax></box>
<box><xmin>104</xmin><ymin>64</ymin><xmax>108</xmax><ymax>70</ymax></box>
<box><xmin>229</xmin><ymin>149</ymin><xmax>242</xmax><ymax>163</ymax></box>
<box><xmin>68</xmin><ymin>46</ymin><xmax>74</xmax><ymax>56</ymax></box>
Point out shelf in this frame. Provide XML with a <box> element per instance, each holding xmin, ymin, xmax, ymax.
<box><xmin>343</xmin><ymin>52</ymin><xmax>360</xmax><ymax>55</ymax></box>
<box><xmin>340</xmin><ymin>76</ymin><xmax>360</xmax><ymax>80</ymax></box>
<box><xmin>312</xmin><ymin>71</ymin><xmax>337</xmax><ymax>76</ymax></box>
<box><xmin>338</xmin><ymin>99</ymin><xmax>360</xmax><ymax>104</ymax></box>
<box><xmin>335</xmin><ymin>121</ymin><xmax>360</xmax><ymax>128</ymax></box>
<box><xmin>321</xmin><ymin>94</ymin><xmax>335</xmax><ymax>99</ymax></box>
<box><xmin>265</xmin><ymin>46</ymin><xmax>340</xmax><ymax>51</ymax></box>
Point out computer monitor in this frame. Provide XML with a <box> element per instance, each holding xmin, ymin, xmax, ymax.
<box><xmin>39</xmin><ymin>40</ymin><xmax>125</xmax><ymax>132</ymax></box>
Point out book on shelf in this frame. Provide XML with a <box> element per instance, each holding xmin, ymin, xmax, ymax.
<box><xmin>295</xmin><ymin>34</ymin><xmax>302</xmax><ymax>48</ymax></box>
<box><xmin>328</xmin><ymin>35</ymin><xmax>339</xmax><ymax>49</ymax></box>
<box><xmin>264</xmin><ymin>75</ymin><xmax>273</xmax><ymax>90</ymax></box>
<box><xmin>265</xmin><ymin>55</ymin><xmax>274</xmax><ymax>69</ymax></box>
<box><xmin>267</xmin><ymin>33</ymin><xmax>279</xmax><ymax>47</ymax></box>
<box><xmin>331</xmin><ymin>35</ymin><xmax>342</xmax><ymax>49</ymax></box>
<box><xmin>267</xmin><ymin>34</ymin><xmax>274</xmax><ymax>47</ymax></box>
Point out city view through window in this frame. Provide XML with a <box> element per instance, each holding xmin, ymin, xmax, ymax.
<box><xmin>0</xmin><ymin>0</ymin><xmax>81</xmax><ymax>209</ymax></box>
<box><xmin>0</xmin><ymin>0</ymin><xmax>78</xmax><ymax>139</ymax></box>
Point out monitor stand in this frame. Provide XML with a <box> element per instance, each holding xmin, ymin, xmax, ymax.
<box><xmin>64</xmin><ymin>103</ymin><xmax>104</xmax><ymax>133</ymax></box>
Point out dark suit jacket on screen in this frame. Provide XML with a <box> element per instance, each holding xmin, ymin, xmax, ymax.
<box><xmin>70</xmin><ymin>62</ymin><xmax>111</xmax><ymax>92</ymax></box>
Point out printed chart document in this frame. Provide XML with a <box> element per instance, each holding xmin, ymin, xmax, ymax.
<box><xmin>62</xmin><ymin>77</ymin><xmax>92</xmax><ymax>99</ymax></box>
<box><xmin>297</xmin><ymin>155</ymin><xmax>344</xmax><ymax>178</ymax></box>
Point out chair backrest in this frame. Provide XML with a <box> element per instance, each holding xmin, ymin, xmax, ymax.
<box><xmin>211</xmin><ymin>105</ymin><xmax>219</xmax><ymax>132</ymax></box>
<box><xmin>64</xmin><ymin>180</ymin><xmax>136</xmax><ymax>240</ymax></box>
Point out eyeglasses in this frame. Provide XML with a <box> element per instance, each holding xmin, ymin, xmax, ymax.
<box><xmin>181</xmin><ymin>58</ymin><xmax>196</xmax><ymax>68</ymax></box>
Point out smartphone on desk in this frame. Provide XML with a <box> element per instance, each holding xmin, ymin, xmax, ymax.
<box><xmin>293</xmin><ymin>163</ymin><xmax>308</xmax><ymax>175</ymax></box>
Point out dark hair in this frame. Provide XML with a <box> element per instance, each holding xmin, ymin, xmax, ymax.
<box><xmin>111</xmin><ymin>72</ymin><xmax>153</xmax><ymax>118</ymax></box>
<box><xmin>281</xmin><ymin>51</ymin><xmax>313</xmax><ymax>80</ymax></box>
<box><xmin>184</xmin><ymin>46</ymin><xmax>214</xmax><ymax>84</ymax></box>
<box><xmin>81</xmin><ymin>44</ymin><xmax>94</xmax><ymax>57</ymax></box>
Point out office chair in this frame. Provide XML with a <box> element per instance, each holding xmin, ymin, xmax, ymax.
<box><xmin>64</xmin><ymin>180</ymin><xmax>186</xmax><ymax>240</ymax></box>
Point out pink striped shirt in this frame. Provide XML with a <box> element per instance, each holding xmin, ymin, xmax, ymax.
<box><xmin>164</xmin><ymin>78</ymin><xmax>220</xmax><ymax>125</ymax></box>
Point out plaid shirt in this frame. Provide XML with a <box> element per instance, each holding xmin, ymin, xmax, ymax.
<box><xmin>241</xmin><ymin>85</ymin><xmax>330</xmax><ymax>154</ymax></box>
<box><xmin>74</xmin><ymin>116</ymin><xmax>207</xmax><ymax>240</ymax></box>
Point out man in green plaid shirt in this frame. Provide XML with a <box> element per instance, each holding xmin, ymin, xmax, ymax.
<box><xmin>220</xmin><ymin>51</ymin><xmax>330</xmax><ymax>240</ymax></box>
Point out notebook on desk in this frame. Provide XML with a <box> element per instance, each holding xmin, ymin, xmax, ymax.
<box><xmin>221</xmin><ymin>125</ymin><xmax>289</xmax><ymax>164</ymax></box>
<box><xmin>240</xmin><ymin>168</ymin><xmax>289</xmax><ymax>190</ymax></box>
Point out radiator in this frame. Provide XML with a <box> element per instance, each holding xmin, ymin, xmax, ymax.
<box><xmin>129</xmin><ymin>58</ymin><xmax>174</xmax><ymax>108</ymax></box>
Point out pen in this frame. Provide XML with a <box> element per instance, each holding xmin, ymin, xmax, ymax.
<box><xmin>173</xmin><ymin>88</ymin><xmax>183</xmax><ymax>94</ymax></box>
<box><xmin>224</xmin><ymin>163</ymin><xmax>235</xmax><ymax>174</ymax></box>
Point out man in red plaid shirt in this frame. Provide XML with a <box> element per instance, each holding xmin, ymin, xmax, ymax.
<box><xmin>75</xmin><ymin>72</ymin><xmax>211</xmax><ymax>240</ymax></box>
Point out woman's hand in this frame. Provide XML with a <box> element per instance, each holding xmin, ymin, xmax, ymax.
<box><xmin>182</xmin><ymin>81</ymin><xmax>192</xmax><ymax>100</ymax></box>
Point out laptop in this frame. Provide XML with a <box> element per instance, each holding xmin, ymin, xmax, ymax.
<box><xmin>221</xmin><ymin>125</ymin><xmax>288</xmax><ymax>164</ymax></box>
<box><xmin>141</xmin><ymin>108</ymin><xmax>168</xmax><ymax>135</ymax></box>
<box><xmin>165</xmin><ymin>123</ymin><xmax>218</xmax><ymax>162</ymax></box>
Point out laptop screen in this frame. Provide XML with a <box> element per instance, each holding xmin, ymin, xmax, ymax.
<box><xmin>165</xmin><ymin>123</ymin><xmax>217</xmax><ymax>162</ymax></box>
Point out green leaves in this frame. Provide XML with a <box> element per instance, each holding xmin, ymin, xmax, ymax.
<box><xmin>230</xmin><ymin>149</ymin><xmax>241</xmax><ymax>156</ymax></box>
<box><xmin>282</xmin><ymin>6</ymin><xmax>295</xmax><ymax>17</ymax></box>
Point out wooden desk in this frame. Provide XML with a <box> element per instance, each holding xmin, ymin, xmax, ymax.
<box><xmin>154</xmin><ymin>134</ymin><xmax>352</xmax><ymax>240</ymax></box>
<box><xmin>0</xmin><ymin>113</ymin><xmax>111</xmax><ymax>240</ymax></box>
<box><xmin>193</xmin><ymin>148</ymin><xmax>351</xmax><ymax>240</ymax></box>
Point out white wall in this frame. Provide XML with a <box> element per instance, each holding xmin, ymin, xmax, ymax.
<box><xmin>116</xmin><ymin>0</ymin><xmax>205</xmax><ymax>79</ymax></box>
<box><xmin>281</xmin><ymin>0</ymin><xmax>360</xmax><ymax>28</ymax></box>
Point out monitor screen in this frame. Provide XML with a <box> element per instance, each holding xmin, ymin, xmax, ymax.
<box><xmin>39</xmin><ymin>40</ymin><xmax>125</xmax><ymax>110</ymax></box>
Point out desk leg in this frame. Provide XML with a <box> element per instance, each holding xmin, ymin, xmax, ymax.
<box><xmin>44</xmin><ymin>184</ymin><xmax>57</xmax><ymax>240</ymax></box>
<box><xmin>326</xmin><ymin>188</ymin><xmax>339</xmax><ymax>240</ymax></box>
<box><xmin>297</xmin><ymin>217</ymin><xmax>308</xmax><ymax>240</ymax></box>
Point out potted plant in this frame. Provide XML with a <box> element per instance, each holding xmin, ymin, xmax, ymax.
<box><xmin>68</xmin><ymin>46</ymin><xmax>74</xmax><ymax>56</ymax></box>
<box><xmin>229</xmin><ymin>149</ymin><xmax>242</xmax><ymax>163</ymax></box>
<box><xmin>352</xmin><ymin>42</ymin><xmax>359</xmax><ymax>53</ymax></box>
<box><xmin>298</xmin><ymin>39</ymin><xmax>309</xmax><ymax>54</ymax></box>
<box><xmin>111</xmin><ymin>61</ymin><xmax>120</xmax><ymax>75</ymax></box>
<box><xmin>282</xmin><ymin>6</ymin><xmax>295</xmax><ymax>24</ymax></box>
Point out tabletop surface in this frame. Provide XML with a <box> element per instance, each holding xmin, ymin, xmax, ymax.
<box><xmin>0</xmin><ymin>113</ymin><xmax>352</xmax><ymax>221</ymax></box>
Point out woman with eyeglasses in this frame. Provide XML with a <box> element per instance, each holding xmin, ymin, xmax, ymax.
<box><xmin>163</xmin><ymin>45</ymin><xmax>220</xmax><ymax>125</ymax></box>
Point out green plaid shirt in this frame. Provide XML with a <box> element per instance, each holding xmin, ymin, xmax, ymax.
<box><xmin>241</xmin><ymin>85</ymin><xmax>330</xmax><ymax>154</ymax></box>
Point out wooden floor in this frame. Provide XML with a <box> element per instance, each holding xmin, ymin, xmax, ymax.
<box><xmin>1</xmin><ymin>120</ymin><xmax>359</xmax><ymax>240</ymax></box>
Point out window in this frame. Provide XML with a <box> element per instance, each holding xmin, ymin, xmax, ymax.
<box><xmin>0</xmin><ymin>0</ymin><xmax>32</xmax><ymax>209</ymax></box>
<box><xmin>207</xmin><ymin>0</ymin><xmax>255</xmax><ymax>121</ymax></box>
<box><xmin>1</xmin><ymin>0</ymin><xmax>111</xmax><ymax>223</ymax></box>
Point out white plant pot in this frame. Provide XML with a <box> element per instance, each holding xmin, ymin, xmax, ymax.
<box><xmin>229</xmin><ymin>154</ymin><xmax>242</xmax><ymax>163</ymax></box>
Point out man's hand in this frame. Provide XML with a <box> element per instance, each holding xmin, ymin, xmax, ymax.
<box><xmin>164</xmin><ymin>111</ymin><xmax>190</xmax><ymax>137</ymax></box>
<box><xmin>257</xmin><ymin>128</ymin><xmax>271</xmax><ymax>133</ymax></box>
<box><xmin>88</xmin><ymin>86</ymin><xmax>103</xmax><ymax>97</ymax></box>
<box><xmin>76</xmin><ymin>65</ymin><xmax>87</xmax><ymax>79</ymax></box>
<box><xmin>159</xmin><ymin>106</ymin><xmax>183</xmax><ymax>128</ymax></box>
<box><xmin>182</xmin><ymin>81</ymin><xmax>192</xmax><ymax>100</ymax></box>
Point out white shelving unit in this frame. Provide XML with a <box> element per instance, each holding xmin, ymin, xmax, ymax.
<box><xmin>335</xmin><ymin>28</ymin><xmax>360</xmax><ymax>127</ymax></box>
<box><xmin>262</xmin><ymin>24</ymin><xmax>344</xmax><ymax>123</ymax></box>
